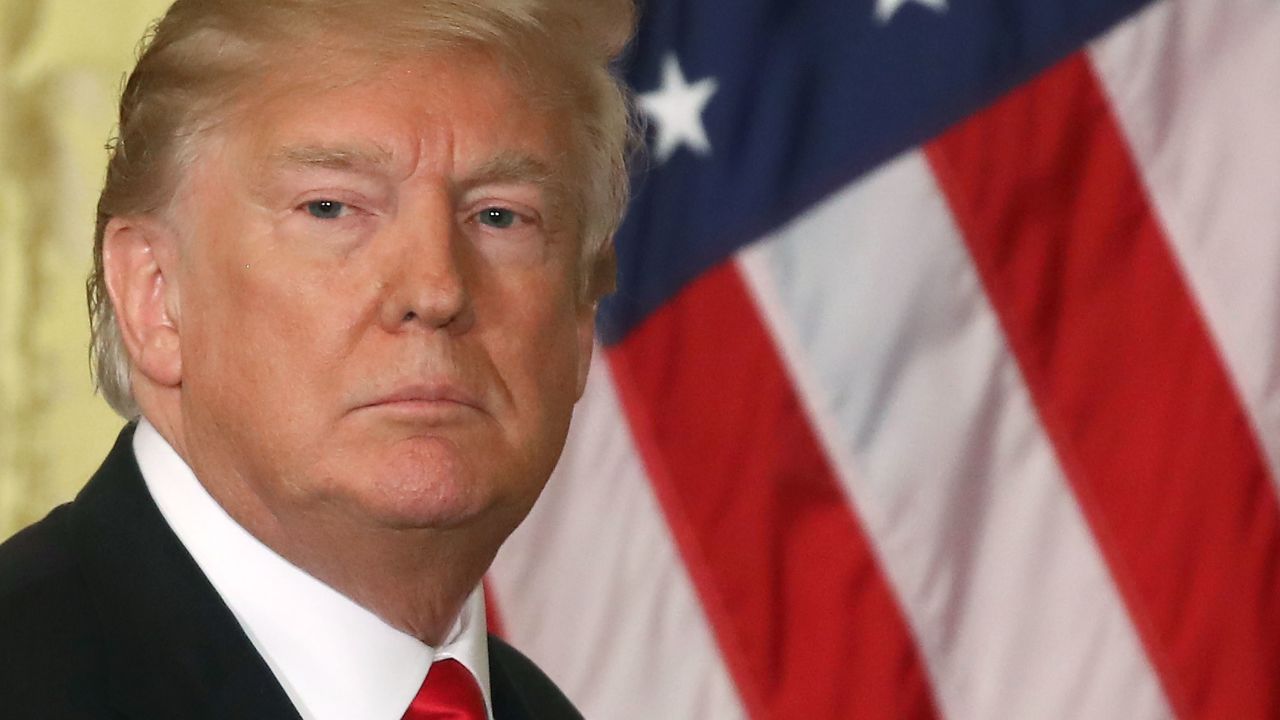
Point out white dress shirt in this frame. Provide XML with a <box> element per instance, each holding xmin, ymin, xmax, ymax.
<box><xmin>133</xmin><ymin>419</ymin><xmax>494</xmax><ymax>720</ymax></box>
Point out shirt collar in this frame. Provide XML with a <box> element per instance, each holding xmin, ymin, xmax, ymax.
<box><xmin>133</xmin><ymin>419</ymin><xmax>493</xmax><ymax>720</ymax></box>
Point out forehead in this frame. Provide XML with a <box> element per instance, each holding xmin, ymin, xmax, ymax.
<box><xmin>219</xmin><ymin>45</ymin><xmax>568</xmax><ymax>179</ymax></box>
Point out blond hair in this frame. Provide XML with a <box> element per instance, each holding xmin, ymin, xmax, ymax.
<box><xmin>88</xmin><ymin>0</ymin><xmax>638</xmax><ymax>418</ymax></box>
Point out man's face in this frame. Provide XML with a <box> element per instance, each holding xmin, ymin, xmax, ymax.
<box><xmin>168</xmin><ymin>48</ymin><xmax>594</xmax><ymax>533</ymax></box>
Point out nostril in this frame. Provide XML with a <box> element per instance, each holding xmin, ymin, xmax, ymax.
<box><xmin>402</xmin><ymin>311</ymin><xmax>418</xmax><ymax>323</ymax></box>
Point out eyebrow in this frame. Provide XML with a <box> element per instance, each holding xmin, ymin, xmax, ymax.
<box><xmin>457</xmin><ymin>153</ymin><xmax>559</xmax><ymax>190</ymax></box>
<box><xmin>265</xmin><ymin>145</ymin><xmax>573</xmax><ymax>216</ymax></box>
<box><xmin>270</xmin><ymin>144</ymin><xmax>395</xmax><ymax>173</ymax></box>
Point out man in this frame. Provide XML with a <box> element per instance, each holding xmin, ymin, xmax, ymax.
<box><xmin>0</xmin><ymin>1</ymin><xmax>635</xmax><ymax>718</ymax></box>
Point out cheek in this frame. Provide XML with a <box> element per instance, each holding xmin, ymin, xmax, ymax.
<box><xmin>513</xmin><ymin>293</ymin><xmax>587</xmax><ymax>410</ymax></box>
<box><xmin>183</xmin><ymin>264</ymin><xmax>329</xmax><ymax>406</ymax></box>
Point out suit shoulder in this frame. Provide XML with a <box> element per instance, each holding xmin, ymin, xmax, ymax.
<box><xmin>0</xmin><ymin>504</ymin><xmax>112</xmax><ymax>716</ymax></box>
<box><xmin>488</xmin><ymin>635</ymin><xmax>583</xmax><ymax>720</ymax></box>
<box><xmin>0</xmin><ymin>502</ymin><xmax>81</xmax><ymax>605</ymax></box>
<box><xmin>0</xmin><ymin>423</ymin><xmax>134</xmax><ymax>619</ymax></box>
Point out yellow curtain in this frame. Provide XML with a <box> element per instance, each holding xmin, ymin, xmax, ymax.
<box><xmin>0</xmin><ymin>0</ymin><xmax>171</xmax><ymax>538</ymax></box>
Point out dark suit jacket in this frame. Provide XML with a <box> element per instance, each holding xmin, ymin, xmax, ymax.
<box><xmin>0</xmin><ymin>425</ymin><xmax>582</xmax><ymax>719</ymax></box>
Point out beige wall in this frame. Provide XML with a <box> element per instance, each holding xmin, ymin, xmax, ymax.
<box><xmin>0</xmin><ymin>0</ymin><xmax>171</xmax><ymax>538</ymax></box>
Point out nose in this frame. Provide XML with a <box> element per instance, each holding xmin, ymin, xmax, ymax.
<box><xmin>377</xmin><ymin>191</ymin><xmax>475</xmax><ymax>334</ymax></box>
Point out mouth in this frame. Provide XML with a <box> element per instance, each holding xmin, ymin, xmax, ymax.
<box><xmin>358</xmin><ymin>384</ymin><xmax>485</xmax><ymax>417</ymax></box>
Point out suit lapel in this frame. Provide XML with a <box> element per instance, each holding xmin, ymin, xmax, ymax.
<box><xmin>69</xmin><ymin>425</ymin><xmax>301</xmax><ymax>720</ymax></box>
<box><xmin>488</xmin><ymin>639</ymin><xmax>534</xmax><ymax>720</ymax></box>
<box><xmin>487</xmin><ymin>635</ymin><xmax>584</xmax><ymax>720</ymax></box>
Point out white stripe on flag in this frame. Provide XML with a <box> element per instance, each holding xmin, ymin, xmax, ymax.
<box><xmin>737</xmin><ymin>151</ymin><xmax>1173</xmax><ymax>720</ymax></box>
<box><xmin>488</xmin><ymin>356</ymin><xmax>747</xmax><ymax>720</ymax></box>
<box><xmin>1090</xmin><ymin>0</ymin><xmax>1280</xmax><ymax>488</ymax></box>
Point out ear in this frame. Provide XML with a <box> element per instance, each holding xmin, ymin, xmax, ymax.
<box><xmin>101</xmin><ymin>216</ymin><xmax>183</xmax><ymax>389</ymax></box>
<box><xmin>574</xmin><ymin>304</ymin><xmax>597</xmax><ymax>400</ymax></box>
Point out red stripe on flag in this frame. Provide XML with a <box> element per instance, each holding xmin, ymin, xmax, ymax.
<box><xmin>482</xmin><ymin>577</ymin><xmax>506</xmax><ymax>640</ymax></box>
<box><xmin>607</xmin><ymin>262</ymin><xmax>940</xmax><ymax>720</ymax></box>
<box><xmin>926</xmin><ymin>54</ymin><xmax>1280</xmax><ymax>719</ymax></box>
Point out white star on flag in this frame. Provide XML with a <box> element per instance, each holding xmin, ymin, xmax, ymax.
<box><xmin>875</xmin><ymin>0</ymin><xmax>948</xmax><ymax>24</ymax></box>
<box><xmin>639</xmin><ymin>54</ymin><xmax>719</xmax><ymax>163</ymax></box>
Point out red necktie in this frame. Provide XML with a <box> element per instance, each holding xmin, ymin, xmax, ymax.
<box><xmin>402</xmin><ymin>658</ymin><xmax>488</xmax><ymax>720</ymax></box>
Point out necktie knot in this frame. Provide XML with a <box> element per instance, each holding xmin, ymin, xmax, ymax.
<box><xmin>402</xmin><ymin>658</ymin><xmax>487</xmax><ymax>720</ymax></box>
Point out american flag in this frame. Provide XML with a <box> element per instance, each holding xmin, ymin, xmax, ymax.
<box><xmin>486</xmin><ymin>0</ymin><xmax>1280</xmax><ymax>717</ymax></box>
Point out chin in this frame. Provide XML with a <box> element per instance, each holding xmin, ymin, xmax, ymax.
<box><xmin>372</xmin><ymin>495</ymin><xmax>487</xmax><ymax>531</ymax></box>
<box><xmin>332</xmin><ymin>440</ymin><xmax>498</xmax><ymax>530</ymax></box>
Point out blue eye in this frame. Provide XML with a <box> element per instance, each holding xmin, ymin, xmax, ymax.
<box><xmin>477</xmin><ymin>207</ymin><xmax>517</xmax><ymax>229</ymax></box>
<box><xmin>305</xmin><ymin>200</ymin><xmax>346</xmax><ymax>219</ymax></box>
